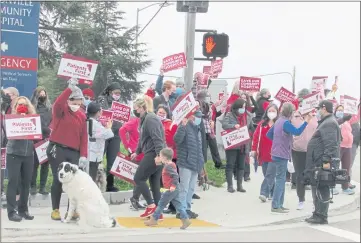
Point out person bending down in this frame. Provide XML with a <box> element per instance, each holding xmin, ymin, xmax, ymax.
<box><xmin>145</xmin><ymin>148</ymin><xmax>191</xmax><ymax>229</ymax></box>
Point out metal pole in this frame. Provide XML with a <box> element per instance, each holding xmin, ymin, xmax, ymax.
<box><xmin>135</xmin><ymin>8</ymin><xmax>139</xmax><ymax>62</ymax></box>
<box><xmin>292</xmin><ymin>66</ymin><xmax>296</xmax><ymax>93</ymax></box>
<box><xmin>183</xmin><ymin>5</ymin><xmax>197</xmax><ymax>92</ymax></box>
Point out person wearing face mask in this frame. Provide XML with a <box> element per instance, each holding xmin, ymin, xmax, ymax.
<box><xmin>97</xmin><ymin>82</ymin><xmax>123</xmax><ymax>192</ymax></box>
<box><xmin>303</xmin><ymin>100</ymin><xmax>342</xmax><ymax>224</ymax></box>
<box><xmin>197</xmin><ymin>90</ymin><xmax>224</xmax><ymax>169</ymax></box>
<box><xmin>222</xmin><ymin>98</ymin><xmax>253</xmax><ymax>193</ymax></box>
<box><xmin>266</xmin><ymin>102</ymin><xmax>311</xmax><ymax>214</ymax></box>
<box><xmin>253</xmin><ymin>88</ymin><xmax>272</xmax><ymax>125</ymax></box>
<box><xmin>29</xmin><ymin>87</ymin><xmax>52</xmax><ymax>196</ymax></box>
<box><xmin>47</xmin><ymin>78</ymin><xmax>88</xmax><ymax>221</ymax></box>
<box><xmin>82</xmin><ymin>88</ymin><xmax>95</xmax><ymax>109</ymax></box>
<box><xmin>251</xmin><ymin>104</ymin><xmax>279</xmax><ymax>202</ymax></box>
<box><xmin>334</xmin><ymin>105</ymin><xmax>355</xmax><ymax>195</ymax></box>
<box><xmin>174</xmin><ymin>110</ymin><xmax>204</xmax><ymax>219</ymax></box>
<box><xmin>5</xmin><ymin>96</ymin><xmax>37</xmax><ymax>222</ymax></box>
<box><xmin>86</xmin><ymin>102</ymin><xmax>114</xmax><ymax>182</ymax></box>
<box><xmin>130</xmin><ymin>98</ymin><xmax>166</xmax><ymax>219</ymax></box>
<box><xmin>153</xmin><ymin>80</ymin><xmax>176</xmax><ymax>118</ymax></box>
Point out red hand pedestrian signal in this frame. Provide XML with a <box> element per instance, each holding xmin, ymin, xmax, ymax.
<box><xmin>205</xmin><ymin>37</ymin><xmax>216</xmax><ymax>54</ymax></box>
<box><xmin>202</xmin><ymin>33</ymin><xmax>229</xmax><ymax>58</ymax></box>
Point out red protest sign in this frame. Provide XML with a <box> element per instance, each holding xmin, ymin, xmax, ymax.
<box><xmin>99</xmin><ymin>110</ymin><xmax>114</xmax><ymax>126</ymax></box>
<box><xmin>211</xmin><ymin>59</ymin><xmax>223</xmax><ymax>75</ymax></box>
<box><xmin>34</xmin><ymin>139</ymin><xmax>49</xmax><ymax>164</ymax></box>
<box><xmin>111</xmin><ymin>102</ymin><xmax>131</xmax><ymax>123</ymax></box>
<box><xmin>275</xmin><ymin>87</ymin><xmax>296</xmax><ymax>103</ymax></box>
<box><xmin>1</xmin><ymin>148</ymin><xmax>6</xmax><ymax>169</ymax></box>
<box><xmin>57</xmin><ymin>54</ymin><xmax>99</xmax><ymax>86</ymax></box>
<box><xmin>197</xmin><ymin>73</ymin><xmax>210</xmax><ymax>87</ymax></box>
<box><xmin>218</xmin><ymin>92</ymin><xmax>225</xmax><ymax>101</ymax></box>
<box><xmin>162</xmin><ymin>52</ymin><xmax>187</xmax><ymax>73</ymax></box>
<box><xmin>110</xmin><ymin>153</ymin><xmax>138</xmax><ymax>185</ymax></box>
<box><xmin>239</xmin><ymin>76</ymin><xmax>261</xmax><ymax>92</ymax></box>
<box><xmin>343</xmin><ymin>95</ymin><xmax>358</xmax><ymax>115</ymax></box>
<box><xmin>203</xmin><ymin>66</ymin><xmax>218</xmax><ymax>78</ymax></box>
<box><xmin>4</xmin><ymin>114</ymin><xmax>42</xmax><ymax>140</ymax></box>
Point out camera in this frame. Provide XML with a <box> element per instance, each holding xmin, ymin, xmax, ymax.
<box><xmin>311</xmin><ymin>167</ymin><xmax>350</xmax><ymax>187</ymax></box>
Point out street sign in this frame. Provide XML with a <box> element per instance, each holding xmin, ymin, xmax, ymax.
<box><xmin>1</xmin><ymin>1</ymin><xmax>41</xmax><ymax>98</ymax></box>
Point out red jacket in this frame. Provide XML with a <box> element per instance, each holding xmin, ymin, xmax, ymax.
<box><xmin>49</xmin><ymin>88</ymin><xmax>88</xmax><ymax>157</ymax></box>
<box><xmin>162</xmin><ymin>119</ymin><xmax>178</xmax><ymax>159</ymax></box>
<box><xmin>251</xmin><ymin>121</ymin><xmax>273</xmax><ymax>165</ymax></box>
<box><xmin>118</xmin><ymin>117</ymin><xmax>144</xmax><ymax>162</ymax></box>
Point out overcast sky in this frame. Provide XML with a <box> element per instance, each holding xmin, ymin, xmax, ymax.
<box><xmin>118</xmin><ymin>1</ymin><xmax>360</xmax><ymax>99</ymax></box>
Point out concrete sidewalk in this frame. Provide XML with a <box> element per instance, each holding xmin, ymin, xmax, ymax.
<box><xmin>1</xmin><ymin>167</ymin><xmax>359</xmax><ymax>238</ymax></box>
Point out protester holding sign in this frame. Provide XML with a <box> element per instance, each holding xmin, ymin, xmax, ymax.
<box><xmin>334</xmin><ymin>105</ymin><xmax>355</xmax><ymax>195</ymax></box>
<box><xmin>251</xmin><ymin>104</ymin><xmax>279</xmax><ymax>202</ymax></box>
<box><xmin>222</xmin><ymin>98</ymin><xmax>250</xmax><ymax>193</ymax></box>
<box><xmin>153</xmin><ymin>80</ymin><xmax>176</xmax><ymax>117</ymax></box>
<box><xmin>130</xmin><ymin>97</ymin><xmax>166</xmax><ymax>218</ymax></box>
<box><xmin>266</xmin><ymin>102</ymin><xmax>312</xmax><ymax>214</ymax></box>
<box><xmin>6</xmin><ymin>96</ymin><xmax>37</xmax><ymax>222</ymax></box>
<box><xmin>253</xmin><ymin>89</ymin><xmax>272</xmax><ymax>125</ymax></box>
<box><xmin>47</xmin><ymin>78</ymin><xmax>88</xmax><ymax>221</ymax></box>
<box><xmin>97</xmin><ymin>82</ymin><xmax>123</xmax><ymax>192</ymax></box>
<box><xmin>86</xmin><ymin>102</ymin><xmax>114</xmax><ymax>182</ymax></box>
<box><xmin>29</xmin><ymin>87</ymin><xmax>52</xmax><ymax>196</ymax></box>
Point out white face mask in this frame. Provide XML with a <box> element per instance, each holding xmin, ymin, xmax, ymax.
<box><xmin>112</xmin><ymin>94</ymin><xmax>120</xmax><ymax>101</ymax></box>
<box><xmin>69</xmin><ymin>104</ymin><xmax>80</xmax><ymax>112</ymax></box>
<box><xmin>267</xmin><ymin>111</ymin><xmax>277</xmax><ymax>120</ymax></box>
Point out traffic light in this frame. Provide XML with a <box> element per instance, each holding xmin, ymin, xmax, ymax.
<box><xmin>202</xmin><ymin>33</ymin><xmax>229</xmax><ymax>58</ymax></box>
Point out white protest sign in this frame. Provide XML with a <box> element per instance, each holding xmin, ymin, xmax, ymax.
<box><xmin>343</xmin><ymin>95</ymin><xmax>358</xmax><ymax>115</ymax></box>
<box><xmin>57</xmin><ymin>53</ymin><xmax>99</xmax><ymax>81</ymax></box>
<box><xmin>311</xmin><ymin>76</ymin><xmax>328</xmax><ymax>92</ymax></box>
<box><xmin>110</xmin><ymin>153</ymin><xmax>138</xmax><ymax>185</ymax></box>
<box><xmin>34</xmin><ymin>140</ymin><xmax>49</xmax><ymax>164</ymax></box>
<box><xmin>299</xmin><ymin>92</ymin><xmax>321</xmax><ymax>115</ymax></box>
<box><xmin>171</xmin><ymin>91</ymin><xmax>199</xmax><ymax>125</ymax></box>
<box><xmin>5</xmin><ymin>115</ymin><xmax>42</xmax><ymax>140</ymax></box>
<box><xmin>221</xmin><ymin>126</ymin><xmax>250</xmax><ymax>150</ymax></box>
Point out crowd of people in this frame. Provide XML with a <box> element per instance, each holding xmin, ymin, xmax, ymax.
<box><xmin>0</xmin><ymin>66</ymin><xmax>360</xmax><ymax>228</ymax></box>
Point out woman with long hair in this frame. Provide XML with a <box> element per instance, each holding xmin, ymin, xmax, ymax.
<box><xmin>251</xmin><ymin>104</ymin><xmax>279</xmax><ymax>202</ymax></box>
<box><xmin>6</xmin><ymin>96</ymin><xmax>36</xmax><ymax>222</ymax></box>
<box><xmin>29</xmin><ymin>86</ymin><xmax>52</xmax><ymax>195</ymax></box>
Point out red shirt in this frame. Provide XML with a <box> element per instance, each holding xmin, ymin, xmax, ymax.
<box><xmin>162</xmin><ymin>119</ymin><xmax>178</xmax><ymax>159</ymax></box>
<box><xmin>251</xmin><ymin>121</ymin><xmax>273</xmax><ymax>165</ymax></box>
<box><xmin>162</xmin><ymin>162</ymin><xmax>179</xmax><ymax>189</ymax></box>
<box><xmin>119</xmin><ymin>117</ymin><xmax>144</xmax><ymax>162</ymax></box>
<box><xmin>49</xmin><ymin>88</ymin><xmax>88</xmax><ymax>157</ymax></box>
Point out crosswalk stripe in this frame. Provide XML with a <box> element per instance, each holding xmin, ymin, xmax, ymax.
<box><xmin>309</xmin><ymin>225</ymin><xmax>360</xmax><ymax>242</ymax></box>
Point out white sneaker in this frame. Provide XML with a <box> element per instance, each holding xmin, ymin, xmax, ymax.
<box><xmin>259</xmin><ymin>195</ymin><xmax>267</xmax><ymax>203</ymax></box>
<box><xmin>297</xmin><ymin>201</ymin><xmax>304</xmax><ymax>210</ymax></box>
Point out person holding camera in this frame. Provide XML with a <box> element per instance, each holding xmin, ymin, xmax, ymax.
<box><xmin>304</xmin><ymin>100</ymin><xmax>342</xmax><ymax>225</ymax></box>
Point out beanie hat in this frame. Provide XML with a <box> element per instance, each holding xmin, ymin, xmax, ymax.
<box><xmin>82</xmin><ymin>88</ymin><xmax>94</xmax><ymax>99</ymax></box>
<box><xmin>107</xmin><ymin>82</ymin><xmax>121</xmax><ymax>92</ymax></box>
<box><xmin>69</xmin><ymin>86</ymin><xmax>84</xmax><ymax>100</ymax></box>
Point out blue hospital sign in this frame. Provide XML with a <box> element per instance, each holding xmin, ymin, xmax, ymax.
<box><xmin>0</xmin><ymin>1</ymin><xmax>40</xmax><ymax>98</ymax></box>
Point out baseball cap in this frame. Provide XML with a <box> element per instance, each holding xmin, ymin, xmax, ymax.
<box><xmin>316</xmin><ymin>100</ymin><xmax>333</xmax><ymax>113</ymax></box>
<box><xmin>87</xmin><ymin>102</ymin><xmax>101</xmax><ymax>114</ymax></box>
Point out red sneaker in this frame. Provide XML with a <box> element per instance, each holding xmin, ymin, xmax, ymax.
<box><xmin>140</xmin><ymin>207</ymin><xmax>156</xmax><ymax>218</ymax></box>
<box><xmin>158</xmin><ymin>214</ymin><xmax>164</xmax><ymax>221</ymax></box>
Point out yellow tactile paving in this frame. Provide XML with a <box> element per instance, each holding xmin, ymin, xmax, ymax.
<box><xmin>116</xmin><ymin>217</ymin><xmax>220</xmax><ymax>228</ymax></box>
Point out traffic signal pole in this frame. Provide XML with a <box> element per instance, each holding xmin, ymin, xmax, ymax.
<box><xmin>183</xmin><ymin>4</ymin><xmax>197</xmax><ymax>92</ymax></box>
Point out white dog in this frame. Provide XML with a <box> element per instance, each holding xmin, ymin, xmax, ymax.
<box><xmin>95</xmin><ymin>163</ymin><xmax>107</xmax><ymax>193</ymax></box>
<box><xmin>58</xmin><ymin>162</ymin><xmax>116</xmax><ymax>228</ymax></box>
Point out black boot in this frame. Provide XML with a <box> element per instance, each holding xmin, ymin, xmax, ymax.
<box><xmin>305</xmin><ymin>215</ymin><xmax>328</xmax><ymax>225</ymax></box>
<box><xmin>8</xmin><ymin>212</ymin><xmax>22</xmax><ymax>222</ymax></box>
<box><xmin>39</xmin><ymin>186</ymin><xmax>49</xmax><ymax>195</ymax></box>
<box><xmin>19</xmin><ymin>211</ymin><xmax>34</xmax><ymax>220</ymax></box>
<box><xmin>226</xmin><ymin>170</ymin><xmax>235</xmax><ymax>193</ymax></box>
<box><xmin>30</xmin><ymin>186</ymin><xmax>37</xmax><ymax>196</ymax></box>
<box><xmin>236</xmin><ymin>170</ymin><xmax>246</xmax><ymax>193</ymax></box>
<box><xmin>106</xmin><ymin>175</ymin><xmax>118</xmax><ymax>192</ymax></box>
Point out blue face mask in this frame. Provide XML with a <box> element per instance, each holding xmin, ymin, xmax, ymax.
<box><xmin>335</xmin><ymin>111</ymin><xmax>344</xmax><ymax>119</ymax></box>
<box><xmin>316</xmin><ymin>110</ymin><xmax>322</xmax><ymax>120</ymax></box>
<box><xmin>238</xmin><ymin>108</ymin><xmax>245</xmax><ymax>114</ymax></box>
<box><xmin>84</xmin><ymin>99</ymin><xmax>91</xmax><ymax>107</ymax></box>
<box><xmin>194</xmin><ymin>117</ymin><xmax>202</xmax><ymax>126</ymax></box>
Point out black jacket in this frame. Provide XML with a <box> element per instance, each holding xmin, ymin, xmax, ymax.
<box><xmin>253</xmin><ymin>97</ymin><xmax>270</xmax><ymax>124</ymax></box>
<box><xmin>37</xmin><ymin>103</ymin><xmax>52</xmax><ymax>139</ymax></box>
<box><xmin>351</xmin><ymin>122</ymin><xmax>360</xmax><ymax>147</ymax></box>
<box><xmin>305</xmin><ymin>114</ymin><xmax>341</xmax><ymax>171</ymax></box>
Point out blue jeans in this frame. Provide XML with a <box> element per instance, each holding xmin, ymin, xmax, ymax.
<box><xmin>271</xmin><ymin>157</ymin><xmax>288</xmax><ymax>209</ymax></box>
<box><xmin>179</xmin><ymin>167</ymin><xmax>198</xmax><ymax>211</ymax></box>
<box><xmin>260</xmin><ymin>162</ymin><xmax>276</xmax><ymax>198</ymax></box>
<box><xmin>152</xmin><ymin>188</ymin><xmax>188</xmax><ymax>220</ymax></box>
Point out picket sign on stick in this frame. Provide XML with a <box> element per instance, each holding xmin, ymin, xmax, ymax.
<box><xmin>311</xmin><ymin>76</ymin><xmax>328</xmax><ymax>92</ymax></box>
<box><xmin>203</xmin><ymin>66</ymin><xmax>218</xmax><ymax>78</ymax></box>
<box><xmin>343</xmin><ymin>95</ymin><xmax>358</xmax><ymax>115</ymax></box>
<box><xmin>239</xmin><ymin>76</ymin><xmax>261</xmax><ymax>92</ymax></box>
<box><xmin>110</xmin><ymin>153</ymin><xmax>138</xmax><ymax>185</ymax></box>
<box><xmin>1</xmin><ymin>148</ymin><xmax>6</xmax><ymax>169</ymax></box>
<box><xmin>274</xmin><ymin>87</ymin><xmax>296</xmax><ymax>103</ymax></box>
<box><xmin>4</xmin><ymin>114</ymin><xmax>42</xmax><ymax>140</ymax></box>
<box><xmin>196</xmin><ymin>72</ymin><xmax>210</xmax><ymax>87</ymax></box>
<box><xmin>34</xmin><ymin>139</ymin><xmax>49</xmax><ymax>164</ymax></box>
<box><xmin>299</xmin><ymin>92</ymin><xmax>321</xmax><ymax>115</ymax></box>
<box><xmin>171</xmin><ymin>91</ymin><xmax>199</xmax><ymax>126</ymax></box>
<box><xmin>111</xmin><ymin>102</ymin><xmax>131</xmax><ymax>123</ymax></box>
<box><xmin>99</xmin><ymin>110</ymin><xmax>114</xmax><ymax>126</ymax></box>
<box><xmin>221</xmin><ymin>126</ymin><xmax>251</xmax><ymax>150</ymax></box>
<box><xmin>57</xmin><ymin>54</ymin><xmax>99</xmax><ymax>86</ymax></box>
<box><xmin>211</xmin><ymin>59</ymin><xmax>223</xmax><ymax>75</ymax></box>
<box><xmin>162</xmin><ymin>52</ymin><xmax>187</xmax><ymax>73</ymax></box>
